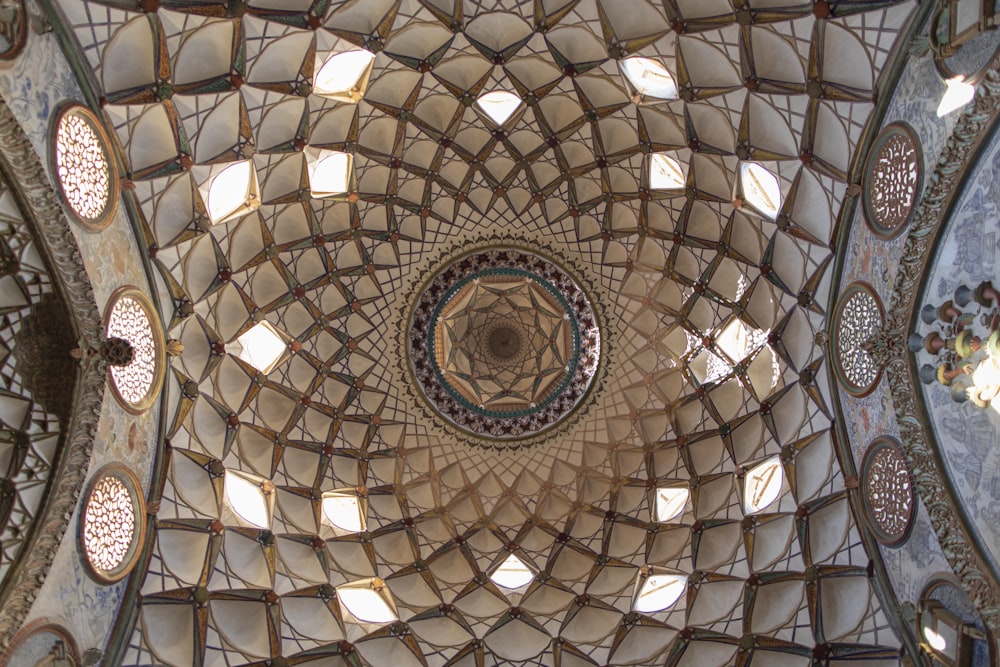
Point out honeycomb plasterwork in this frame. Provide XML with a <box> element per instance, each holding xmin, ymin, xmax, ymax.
<box><xmin>56</xmin><ymin>0</ymin><xmax>921</xmax><ymax>663</ymax></box>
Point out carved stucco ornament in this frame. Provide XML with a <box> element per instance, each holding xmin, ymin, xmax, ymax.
<box><xmin>0</xmin><ymin>96</ymin><xmax>104</xmax><ymax>651</ymax></box>
<box><xmin>881</xmin><ymin>62</ymin><xmax>1000</xmax><ymax>632</ymax></box>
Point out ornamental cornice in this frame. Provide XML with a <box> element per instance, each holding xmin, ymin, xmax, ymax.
<box><xmin>882</xmin><ymin>61</ymin><xmax>1000</xmax><ymax>633</ymax></box>
<box><xmin>0</xmin><ymin>96</ymin><xmax>104</xmax><ymax>651</ymax></box>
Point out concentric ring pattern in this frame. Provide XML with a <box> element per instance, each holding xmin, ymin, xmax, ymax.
<box><xmin>407</xmin><ymin>247</ymin><xmax>602</xmax><ymax>441</ymax></box>
<box><xmin>59</xmin><ymin>0</ymin><xmax>915</xmax><ymax>664</ymax></box>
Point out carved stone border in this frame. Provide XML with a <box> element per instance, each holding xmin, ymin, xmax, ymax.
<box><xmin>882</xmin><ymin>64</ymin><xmax>1000</xmax><ymax>632</ymax></box>
<box><xmin>0</xmin><ymin>96</ymin><xmax>104</xmax><ymax>651</ymax></box>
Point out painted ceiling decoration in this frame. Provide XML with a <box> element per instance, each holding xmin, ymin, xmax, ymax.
<box><xmin>0</xmin><ymin>95</ymin><xmax>105</xmax><ymax>648</ymax></box>
<box><xmin>406</xmin><ymin>244</ymin><xmax>603</xmax><ymax>443</ymax></box>
<box><xmin>50</xmin><ymin>0</ymin><xmax>925</xmax><ymax>664</ymax></box>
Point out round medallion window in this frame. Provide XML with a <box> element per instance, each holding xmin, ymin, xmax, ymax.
<box><xmin>406</xmin><ymin>247</ymin><xmax>603</xmax><ymax>443</ymax></box>
<box><xmin>51</xmin><ymin>105</ymin><xmax>118</xmax><ymax>230</ymax></box>
<box><xmin>79</xmin><ymin>465</ymin><xmax>145</xmax><ymax>583</ymax></box>
<box><xmin>104</xmin><ymin>287</ymin><xmax>166</xmax><ymax>413</ymax></box>
<box><xmin>859</xmin><ymin>437</ymin><xmax>916</xmax><ymax>547</ymax></box>
<box><xmin>831</xmin><ymin>281</ymin><xmax>885</xmax><ymax>397</ymax></box>
<box><xmin>862</xmin><ymin>123</ymin><xmax>921</xmax><ymax>239</ymax></box>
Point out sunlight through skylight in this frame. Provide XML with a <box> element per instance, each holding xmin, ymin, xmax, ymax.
<box><xmin>654</xmin><ymin>486</ymin><xmax>689</xmax><ymax>522</ymax></box>
<box><xmin>314</xmin><ymin>50</ymin><xmax>376</xmax><ymax>103</ymax></box>
<box><xmin>620</xmin><ymin>57</ymin><xmax>678</xmax><ymax>100</ymax></box>
<box><xmin>337</xmin><ymin>578</ymin><xmax>398</xmax><ymax>624</ymax></box>
<box><xmin>743</xmin><ymin>456</ymin><xmax>784</xmax><ymax>515</ymax></box>
<box><xmin>633</xmin><ymin>572</ymin><xmax>687</xmax><ymax>613</ymax></box>
<box><xmin>206</xmin><ymin>160</ymin><xmax>260</xmax><ymax>225</ymax></box>
<box><xmin>224</xmin><ymin>470</ymin><xmax>271</xmax><ymax>529</ymax></box>
<box><xmin>476</xmin><ymin>91</ymin><xmax>522</xmax><ymax>125</ymax></box>
<box><xmin>649</xmin><ymin>153</ymin><xmax>685</xmax><ymax>190</ymax></box>
<box><xmin>321</xmin><ymin>490</ymin><xmax>366</xmax><ymax>533</ymax></box>
<box><xmin>738</xmin><ymin>162</ymin><xmax>782</xmax><ymax>221</ymax></box>
<box><xmin>489</xmin><ymin>553</ymin><xmax>534</xmax><ymax>589</ymax></box>
<box><xmin>228</xmin><ymin>321</ymin><xmax>286</xmax><ymax>375</ymax></box>
<box><xmin>307</xmin><ymin>149</ymin><xmax>353</xmax><ymax>198</ymax></box>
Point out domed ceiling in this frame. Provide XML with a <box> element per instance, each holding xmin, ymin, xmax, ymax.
<box><xmin>59</xmin><ymin>0</ymin><xmax>918</xmax><ymax>664</ymax></box>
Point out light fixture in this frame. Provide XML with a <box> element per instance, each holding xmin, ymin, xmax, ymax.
<box><xmin>922</xmin><ymin>624</ymin><xmax>950</xmax><ymax>653</ymax></box>
<box><xmin>224</xmin><ymin>469</ymin><xmax>273</xmax><ymax>529</ymax></box>
<box><xmin>321</xmin><ymin>490</ymin><xmax>366</xmax><ymax>533</ymax></box>
<box><xmin>654</xmin><ymin>486</ymin><xmax>689</xmax><ymax>522</ymax></box>
<box><xmin>632</xmin><ymin>568</ymin><xmax>687</xmax><ymax>613</ymax></box>
<box><xmin>937</xmin><ymin>76</ymin><xmax>976</xmax><ymax>117</ymax></box>
<box><xmin>649</xmin><ymin>153</ymin><xmax>686</xmax><ymax>190</ymax></box>
<box><xmin>742</xmin><ymin>456</ymin><xmax>784</xmax><ymax>515</ymax></box>
<box><xmin>475</xmin><ymin>91</ymin><xmax>523</xmax><ymax>126</ymax></box>
<box><xmin>489</xmin><ymin>553</ymin><xmax>535</xmax><ymax>589</ymax></box>
<box><xmin>306</xmin><ymin>148</ymin><xmax>353</xmax><ymax>198</ymax></box>
<box><xmin>314</xmin><ymin>50</ymin><xmax>376</xmax><ymax>103</ymax></box>
<box><xmin>226</xmin><ymin>321</ymin><xmax>287</xmax><ymax>375</ymax></box>
<box><xmin>918</xmin><ymin>599</ymin><xmax>981</xmax><ymax>665</ymax></box>
<box><xmin>736</xmin><ymin>161</ymin><xmax>782</xmax><ymax>221</ymax></box>
<box><xmin>620</xmin><ymin>57</ymin><xmax>678</xmax><ymax>100</ymax></box>
<box><xmin>337</xmin><ymin>578</ymin><xmax>398</xmax><ymax>625</ymax></box>
<box><xmin>204</xmin><ymin>159</ymin><xmax>260</xmax><ymax>225</ymax></box>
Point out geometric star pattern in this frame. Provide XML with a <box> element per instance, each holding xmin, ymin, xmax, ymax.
<box><xmin>59</xmin><ymin>0</ymin><xmax>916</xmax><ymax>664</ymax></box>
<box><xmin>435</xmin><ymin>273</ymin><xmax>575</xmax><ymax>414</ymax></box>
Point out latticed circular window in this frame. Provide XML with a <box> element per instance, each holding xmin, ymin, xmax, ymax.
<box><xmin>859</xmin><ymin>437</ymin><xmax>915</xmax><ymax>547</ymax></box>
<box><xmin>862</xmin><ymin>123</ymin><xmax>921</xmax><ymax>239</ymax></box>
<box><xmin>79</xmin><ymin>465</ymin><xmax>145</xmax><ymax>583</ymax></box>
<box><xmin>103</xmin><ymin>287</ymin><xmax>165</xmax><ymax>413</ymax></box>
<box><xmin>831</xmin><ymin>281</ymin><xmax>885</xmax><ymax>397</ymax></box>
<box><xmin>51</xmin><ymin>104</ymin><xmax>118</xmax><ymax>230</ymax></box>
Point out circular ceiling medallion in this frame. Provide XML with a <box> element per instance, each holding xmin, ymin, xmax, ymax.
<box><xmin>50</xmin><ymin>104</ymin><xmax>118</xmax><ymax>230</ymax></box>
<box><xmin>831</xmin><ymin>281</ymin><xmax>885</xmax><ymax>397</ymax></box>
<box><xmin>104</xmin><ymin>286</ymin><xmax>166</xmax><ymax>413</ymax></box>
<box><xmin>860</xmin><ymin>437</ymin><xmax>915</xmax><ymax>547</ymax></box>
<box><xmin>862</xmin><ymin>123</ymin><xmax>921</xmax><ymax>239</ymax></box>
<box><xmin>79</xmin><ymin>465</ymin><xmax>145</xmax><ymax>583</ymax></box>
<box><xmin>406</xmin><ymin>246</ymin><xmax>603</xmax><ymax>443</ymax></box>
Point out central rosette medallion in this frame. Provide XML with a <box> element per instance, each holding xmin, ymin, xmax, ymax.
<box><xmin>407</xmin><ymin>247</ymin><xmax>602</xmax><ymax>442</ymax></box>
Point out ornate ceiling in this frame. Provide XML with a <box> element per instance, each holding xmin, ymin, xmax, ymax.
<box><xmin>55</xmin><ymin>0</ymin><xmax>920</xmax><ymax>664</ymax></box>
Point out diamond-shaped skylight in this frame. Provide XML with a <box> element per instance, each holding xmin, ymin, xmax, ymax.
<box><xmin>654</xmin><ymin>486</ymin><xmax>689</xmax><ymax>522</ymax></box>
<box><xmin>227</xmin><ymin>321</ymin><xmax>287</xmax><ymax>375</ymax></box>
<box><xmin>476</xmin><ymin>91</ymin><xmax>522</xmax><ymax>125</ymax></box>
<box><xmin>224</xmin><ymin>470</ymin><xmax>271</xmax><ymax>529</ymax></box>
<box><xmin>306</xmin><ymin>149</ymin><xmax>352</xmax><ymax>198</ymax></box>
<box><xmin>715</xmin><ymin>319</ymin><xmax>764</xmax><ymax>363</ymax></box>
<box><xmin>489</xmin><ymin>553</ymin><xmax>534</xmax><ymax>589</ymax></box>
<box><xmin>337</xmin><ymin>578</ymin><xmax>398</xmax><ymax>625</ymax></box>
<box><xmin>738</xmin><ymin>162</ymin><xmax>782</xmax><ymax>221</ymax></box>
<box><xmin>205</xmin><ymin>160</ymin><xmax>259</xmax><ymax>225</ymax></box>
<box><xmin>649</xmin><ymin>153</ymin><xmax>685</xmax><ymax>190</ymax></box>
<box><xmin>314</xmin><ymin>50</ymin><xmax>375</xmax><ymax>103</ymax></box>
<box><xmin>743</xmin><ymin>456</ymin><xmax>784</xmax><ymax>515</ymax></box>
<box><xmin>321</xmin><ymin>490</ymin><xmax>366</xmax><ymax>533</ymax></box>
<box><xmin>620</xmin><ymin>57</ymin><xmax>678</xmax><ymax>100</ymax></box>
<box><xmin>633</xmin><ymin>571</ymin><xmax>687</xmax><ymax>613</ymax></box>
